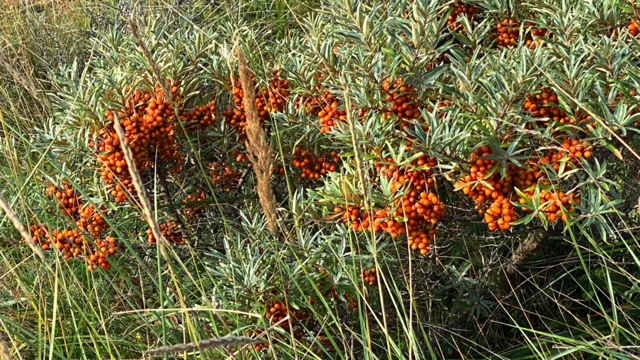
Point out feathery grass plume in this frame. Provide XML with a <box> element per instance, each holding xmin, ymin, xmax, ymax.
<box><xmin>148</xmin><ymin>335</ymin><xmax>264</xmax><ymax>355</ymax></box>
<box><xmin>237</xmin><ymin>47</ymin><xmax>278</xmax><ymax>235</ymax></box>
<box><xmin>0</xmin><ymin>194</ymin><xmax>45</xmax><ymax>261</ymax></box>
<box><xmin>0</xmin><ymin>329</ymin><xmax>11</xmax><ymax>360</ymax></box>
<box><xmin>111</xmin><ymin>113</ymin><xmax>169</xmax><ymax>258</ymax></box>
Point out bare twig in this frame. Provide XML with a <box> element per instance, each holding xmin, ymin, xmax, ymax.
<box><xmin>232</xmin><ymin>165</ymin><xmax>252</xmax><ymax>197</ymax></box>
<box><xmin>0</xmin><ymin>194</ymin><xmax>45</xmax><ymax>261</ymax></box>
<box><xmin>237</xmin><ymin>46</ymin><xmax>278</xmax><ymax>235</ymax></box>
<box><xmin>148</xmin><ymin>335</ymin><xmax>263</xmax><ymax>355</ymax></box>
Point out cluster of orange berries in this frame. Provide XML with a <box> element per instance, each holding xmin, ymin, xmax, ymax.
<box><xmin>264</xmin><ymin>300</ymin><xmax>306</xmax><ymax>329</ymax></box>
<box><xmin>457</xmin><ymin>141</ymin><xmax>588</xmax><ymax>230</ymax></box>
<box><xmin>146</xmin><ymin>221</ymin><xmax>185</xmax><ymax>244</ymax></box>
<box><xmin>381</xmin><ymin>78</ymin><xmax>421</xmax><ymax>130</ymax></box>
<box><xmin>249</xmin><ymin>297</ymin><xmax>311</xmax><ymax>351</ymax></box>
<box><xmin>291</xmin><ymin>147</ymin><xmax>339</xmax><ymax>180</ymax></box>
<box><xmin>496</xmin><ymin>19</ymin><xmax>520</xmax><ymax>47</ymax></box>
<box><xmin>97</xmin><ymin>82</ymin><xmax>186</xmax><ymax>203</ymax></box>
<box><xmin>518</xmin><ymin>189</ymin><xmax>579</xmax><ymax>221</ymax></box>
<box><xmin>46</xmin><ymin>183</ymin><xmax>82</xmax><ymax>217</ymax></box>
<box><xmin>447</xmin><ymin>0</ymin><xmax>477</xmax><ymax>33</ymax></box>
<box><xmin>523</xmin><ymin>88</ymin><xmax>572</xmax><ymax>125</ymax></box>
<box><xmin>630</xmin><ymin>20</ymin><xmax>639</xmax><ymax>38</ymax></box>
<box><xmin>210</xmin><ymin>161</ymin><xmax>241</xmax><ymax>192</ymax></box>
<box><xmin>334</xmin><ymin>153</ymin><xmax>443</xmax><ymax>254</ymax></box>
<box><xmin>456</xmin><ymin>146</ymin><xmax>525</xmax><ymax>230</ymax></box>
<box><xmin>314</xmin><ymin>91</ymin><xmax>348</xmax><ymax>133</ymax></box>
<box><xmin>256</xmin><ymin>72</ymin><xmax>290</xmax><ymax>117</ymax></box>
<box><xmin>359</xmin><ymin>267</ymin><xmax>377</xmax><ymax>286</ymax></box>
<box><xmin>86</xmin><ymin>237</ymin><xmax>118</xmax><ymax>270</ymax></box>
<box><xmin>527</xmin><ymin>27</ymin><xmax>547</xmax><ymax>49</ymax></box>
<box><xmin>495</xmin><ymin>19</ymin><xmax>547</xmax><ymax>48</ymax></box>
<box><xmin>179</xmin><ymin>100</ymin><xmax>216</xmax><ymax>132</ymax></box>
<box><xmin>25</xmin><ymin>183</ymin><xmax>117</xmax><ymax>269</ymax></box>
<box><xmin>183</xmin><ymin>189</ymin><xmax>207</xmax><ymax>220</ymax></box>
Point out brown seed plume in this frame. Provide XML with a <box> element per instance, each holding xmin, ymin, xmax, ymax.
<box><xmin>236</xmin><ymin>48</ymin><xmax>278</xmax><ymax>235</ymax></box>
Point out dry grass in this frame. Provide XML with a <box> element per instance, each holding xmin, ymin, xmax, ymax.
<box><xmin>237</xmin><ymin>47</ymin><xmax>279</xmax><ymax>235</ymax></box>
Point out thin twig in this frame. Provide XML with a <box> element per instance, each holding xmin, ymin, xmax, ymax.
<box><xmin>0</xmin><ymin>194</ymin><xmax>45</xmax><ymax>261</ymax></box>
<box><xmin>540</xmin><ymin>66</ymin><xmax>640</xmax><ymax>161</ymax></box>
<box><xmin>148</xmin><ymin>335</ymin><xmax>264</xmax><ymax>355</ymax></box>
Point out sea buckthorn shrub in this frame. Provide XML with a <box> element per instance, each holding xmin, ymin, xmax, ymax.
<box><xmin>2</xmin><ymin>0</ymin><xmax>640</xmax><ymax>359</ymax></box>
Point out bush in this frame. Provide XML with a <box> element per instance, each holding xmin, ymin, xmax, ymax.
<box><xmin>1</xmin><ymin>0</ymin><xmax>640</xmax><ymax>358</ymax></box>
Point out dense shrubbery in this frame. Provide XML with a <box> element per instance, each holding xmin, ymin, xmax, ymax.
<box><xmin>1</xmin><ymin>0</ymin><xmax>640</xmax><ymax>358</ymax></box>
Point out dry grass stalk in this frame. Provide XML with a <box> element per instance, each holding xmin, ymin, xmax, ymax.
<box><xmin>236</xmin><ymin>48</ymin><xmax>278</xmax><ymax>235</ymax></box>
<box><xmin>127</xmin><ymin>19</ymin><xmax>175</xmax><ymax>105</ymax></box>
<box><xmin>0</xmin><ymin>53</ymin><xmax>51</xmax><ymax>110</ymax></box>
<box><xmin>111</xmin><ymin>113</ymin><xmax>168</xmax><ymax>257</ymax></box>
<box><xmin>0</xmin><ymin>194</ymin><xmax>45</xmax><ymax>261</ymax></box>
<box><xmin>342</xmin><ymin>85</ymin><xmax>368</xmax><ymax>194</ymax></box>
<box><xmin>148</xmin><ymin>335</ymin><xmax>263</xmax><ymax>355</ymax></box>
<box><xmin>0</xmin><ymin>330</ymin><xmax>11</xmax><ymax>360</ymax></box>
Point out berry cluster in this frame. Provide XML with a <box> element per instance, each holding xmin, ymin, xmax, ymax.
<box><xmin>456</xmin><ymin>146</ymin><xmax>525</xmax><ymax>230</ymax></box>
<box><xmin>335</xmin><ymin>154</ymin><xmax>443</xmax><ymax>254</ymax></box>
<box><xmin>179</xmin><ymin>100</ymin><xmax>216</xmax><ymax>132</ymax></box>
<box><xmin>630</xmin><ymin>20</ymin><xmax>639</xmax><ymax>38</ymax></box>
<box><xmin>315</xmin><ymin>91</ymin><xmax>347</xmax><ymax>133</ymax></box>
<box><xmin>314</xmin><ymin>269</ymin><xmax>360</xmax><ymax>312</ymax></box>
<box><xmin>456</xmin><ymin>141</ymin><xmax>588</xmax><ymax>230</ymax></box>
<box><xmin>496</xmin><ymin>19</ymin><xmax>520</xmax><ymax>47</ymax></box>
<box><xmin>518</xmin><ymin>189</ymin><xmax>579</xmax><ymax>221</ymax></box>
<box><xmin>359</xmin><ymin>267</ymin><xmax>378</xmax><ymax>286</ymax></box>
<box><xmin>381</xmin><ymin>78</ymin><xmax>421</xmax><ymax>130</ymax></box>
<box><xmin>291</xmin><ymin>147</ymin><xmax>339</xmax><ymax>180</ymax></box>
<box><xmin>495</xmin><ymin>20</ymin><xmax>547</xmax><ymax>48</ymax></box>
<box><xmin>183</xmin><ymin>189</ymin><xmax>207</xmax><ymax>220</ymax></box>
<box><xmin>264</xmin><ymin>300</ymin><xmax>307</xmax><ymax>329</ymax></box>
<box><xmin>222</xmin><ymin>72</ymin><xmax>290</xmax><ymax>139</ymax></box>
<box><xmin>447</xmin><ymin>0</ymin><xmax>477</xmax><ymax>33</ymax></box>
<box><xmin>26</xmin><ymin>183</ymin><xmax>117</xmax><ymax>269</ymax></box>
<box><xmin>146</xmin><ymin>221</ymin><xmax>185</xmax><ymax>244</ymax></box>
<box><xmin>256</xmin><ymin>72</ymin><xmax>290</xmax><ymax>116</ymax></box>
<box><xmin>210</xmin><ymin>161</ymin><xmax>242</xmax><ymax>193</ymax></box>
<box><xmin>98</xmin><ymin>83</ymin><xmax>185</xmax><ymax>203</ymax></box>
<box><xmin>523</xmin><ymin>88</ymin><xmax>572</xmax><ymax>125</ymax></box>
<box><xmin>527</xmin><ymin>27</ymin><xmax>547</xmax><ymax>49</ymax></box>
